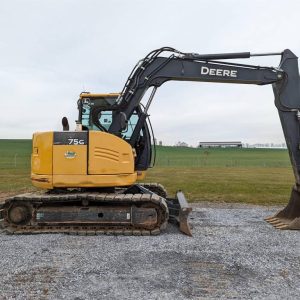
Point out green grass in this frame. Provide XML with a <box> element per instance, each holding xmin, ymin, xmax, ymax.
<box><xmin>0</xmin><ymin>141</ymin><xmax>295</xmax><ymax>204</ymax></box>
<box><xmin>148</xmin><ymin>146</ymin><xmax>294</xmax><ymax>204</ymax></box>
<box><xmin>146</xmin><ymin>167</ymin><xmax>293</xmax><ymax>205</ymax></box>
<box><xmin>153</xmin><ymin>146</ymin><xmax>291</xmax><ymax>168</ymax></box>
<box><xmin>0</xmin><ymin>139</ymin><xmax>32</xmax><ymax>193</ymax></box>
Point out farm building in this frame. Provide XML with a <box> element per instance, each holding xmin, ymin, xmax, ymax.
<box><xmin>198</xmin><ymin>141</ymin><xmax>242</xmax><ymax>148</ymax></box>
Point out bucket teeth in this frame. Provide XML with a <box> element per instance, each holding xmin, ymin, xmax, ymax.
<box><xmin>265</xmin><ymin>217</ymin><xmax>278</xmax><ymax>224</ymax></box>
<box><xmin>268</xmin><ymin>220</ymin><xmax>282</xmax><ymax>225</ymax></box>
<box><xmin>265</xmin><ymin>217</ymin><xmax>300</xmax><ymax>230</ymax></box>
<box><xmin>265</xmin><ymin>216</ymin><xmax>287</xmax><ymax>229</ymax></box>
<box><xmin>264</xmin><ymin>216</ymin><xmax>277</xmax><ymax>221</ymax></box>
<box><xmin>265</xmin><ymin>187</ymin><xmax>300</xmax><ymax>230</ymax></box>
<box><xmin>274</xmin><ymin>224</ymin><xmax>288</xmax><ymax>230</ymax></box>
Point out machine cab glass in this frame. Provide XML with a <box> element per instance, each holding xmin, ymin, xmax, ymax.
<box><xmin>79</xmin><ymin>93</ymin><xmax>139</xmax><ymax>140</ymax></box>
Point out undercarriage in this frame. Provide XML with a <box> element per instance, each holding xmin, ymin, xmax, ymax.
<box><xmin>0</xmin><ymin>183</ymin><xmax>192</xmax><ymax>236</ymax></box>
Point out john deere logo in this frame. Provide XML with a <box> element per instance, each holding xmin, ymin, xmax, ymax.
<box><xmin>201</xmin><ymin>66</ymin><xmax>237</xmax><ymax>77</ymax></box>
<box><xmin>64</xmin><ymin>151</ymin><xmax>77</xmax><ymax>159</ymax></box>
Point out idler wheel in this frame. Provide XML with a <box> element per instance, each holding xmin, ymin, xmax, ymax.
<box><xmin>8</xmin><ymin>203</ymin><xmax>32</xmax><ymax>225</ymax></box>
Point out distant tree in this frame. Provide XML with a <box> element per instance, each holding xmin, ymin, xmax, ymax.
<box><xmin>175</xmin><ymin>141</ymin><xmax>189</xmax><ymax>147</ymax></box>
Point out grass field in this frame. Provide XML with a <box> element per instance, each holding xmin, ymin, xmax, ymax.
<box><xmin>0</xmin><ymin>140</ymin><xmax>294</xmax><ymax>204</ymax></box>
<box><xmin>0</xmin><ymin>139</ymin><xmax>32</xmax><ymax>194</ymax></box>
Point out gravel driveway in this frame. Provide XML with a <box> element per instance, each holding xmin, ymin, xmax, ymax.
<box><xmin>0</xmin><ymin>203</ymin><xmax>299</xmax><ymax>299</ymax></box>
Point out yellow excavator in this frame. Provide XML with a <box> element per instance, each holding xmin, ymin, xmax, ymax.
<box><xmin>1</xmin><ymin>47</ymin><xmax>300</xmax><ymax>235</ymax></box>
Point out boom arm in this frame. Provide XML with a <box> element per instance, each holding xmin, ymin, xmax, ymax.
<box><xmin>109</xmin><ymin>50</ymin><xmax>283</xmax><ymax>136</ymax></box>
<box><xmin>108</xmin><ymin>48</ymin><xmax>300</xmax><ymax>187</ymax></box>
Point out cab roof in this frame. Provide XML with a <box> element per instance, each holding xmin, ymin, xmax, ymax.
<box><xmin>80</xmin><ymin>92</ymin><xmax>120</xmax><ymax>99</ymax></box>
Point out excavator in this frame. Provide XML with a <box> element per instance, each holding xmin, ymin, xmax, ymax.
<box><xmin>1</xmin><ymin>47</ymin><xmax>300</xmax><ymax>235</ymax></box>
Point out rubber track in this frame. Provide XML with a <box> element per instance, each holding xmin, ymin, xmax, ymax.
<box><xmin>0</xmin><ymin>192</ymin><xmax>168</xmax><ymax>236</ymax></box>
<box><xmin>138</xmin><ymin>183</ymin><xmax>168</xmax><ymax>198</ymax></box>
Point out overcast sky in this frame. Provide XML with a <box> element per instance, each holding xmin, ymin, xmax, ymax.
<box><xmin>1</xmin><ymin>0</ymin><xmax>300</xmax><ymax>146</ymax></box>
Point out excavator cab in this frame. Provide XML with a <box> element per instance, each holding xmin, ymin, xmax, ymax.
<box><xmin>78</xmin><ymin>92</ymin><xmax>155</xmax><ymax>172</ymax></box>
<box><xmin>78</xmin><ymin>93</ymin><xmax>119</xmax><ymax>132</ymax></box>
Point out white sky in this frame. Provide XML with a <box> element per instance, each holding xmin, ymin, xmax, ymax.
<box><xmin>0</xmin><ymin>0</ymin><xmax>300</xmax><ymax>146</ymax></box>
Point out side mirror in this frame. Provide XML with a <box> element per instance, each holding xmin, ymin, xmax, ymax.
<box><xmin>62</xmin><ymin>117</ymin><xmax>69</xmax><ymax>131</ymax></box>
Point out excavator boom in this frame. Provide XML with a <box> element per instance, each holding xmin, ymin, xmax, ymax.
<box><xmin>108</xmin><ymin>47</ymin><xmax>300</xmax><ymax>230</ymax></box>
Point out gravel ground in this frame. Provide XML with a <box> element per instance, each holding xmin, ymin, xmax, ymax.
<box><xmin>0</xmin><ymin>202</ymin><xmax>300</xmax><ymax>300</ymax></box>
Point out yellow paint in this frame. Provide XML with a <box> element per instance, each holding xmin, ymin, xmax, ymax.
<box><xmin>137</xmin><ymin>171</ymin><xmax>146</xmax><ymax>180</ymax></box>
<box><xmin>80</xmin><ymin>93</ymin><xmax>120</xmax><ymax>99</ymax></box>
<box><xmin>31</xmin><ymin>130</ymin><xmax>138</xmax><ymax>189</ymax></box>
<box><xmin>53</xmin><ymin>145</ymin><xmax>87</xmax><ymax>175</ymax></box>
<box><xmin>31</xmin><ymin>132</ymin><xmax>53</xmax><ymax>175</ymax></box>
<box><xmin>53</xmin><ymin>173</ymin><xmax>137</xmax><ymax>187</ymax></box>
<box><xmin>31</xmin><ymin>174</ymin><xmax>53</xmax><ymax>189</ymax></box>
<box><xmin>88</xmin><ymin>131</ymin><xmax>135</xmax><ymax>175</ymax></box>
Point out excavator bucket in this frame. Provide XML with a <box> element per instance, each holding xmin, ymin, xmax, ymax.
<box><xmin>265</xmin><ymin>187</ymin><xmax>300</xmax><ymax>230</ymax></box>
<box><xmin>167</xmin><ymin>191</ymin><xmax>193</xmax><ymax>236</ymax></box>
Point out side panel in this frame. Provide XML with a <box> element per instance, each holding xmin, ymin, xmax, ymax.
<box><xmin>31</xmin><ymin>132</ymin><xmax>53</xmax><ymax>175</ymax></box>
<box><xmin>52</xmin><ymin>131</ymin><xmax>88</xmax><ymax>175</ymax></box>
<box><xmin>53</xmin><ymin>174</ymin><xmax>137</xmax><ymax>187</ymax></box>
<box><xmin>31</xmin><ymin>132</ymin><xmax>53</xmax><ymax>189</ymax></box>
<box><xmin>53</xmin><ymin>145</ymin><xmax>87</xmax><ymax>175</ymax></box>
<box><xmin>88</xmin><ymin>131</ymin><xmax>134</xmax><ymax>175</ymax></box>
<box><xmin>32</xmin><ymin>131</ymin><xmax>137</xmax><ymax>188</ymax></box>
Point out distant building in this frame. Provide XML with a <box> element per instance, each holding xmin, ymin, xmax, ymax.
<box><xmin>198</xmin><ymin>141</ymin><xmax>242</xmax><ymax>148</ymax></box>
<box><xmin>246</xmin><ymin>142</ymin><xmax>287</xmax><ymax>149</ymax></box>
<box><xmin>175</xmin><ymin>141</ymin><xmax>189</xmax><ymax>147</ymax></box>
